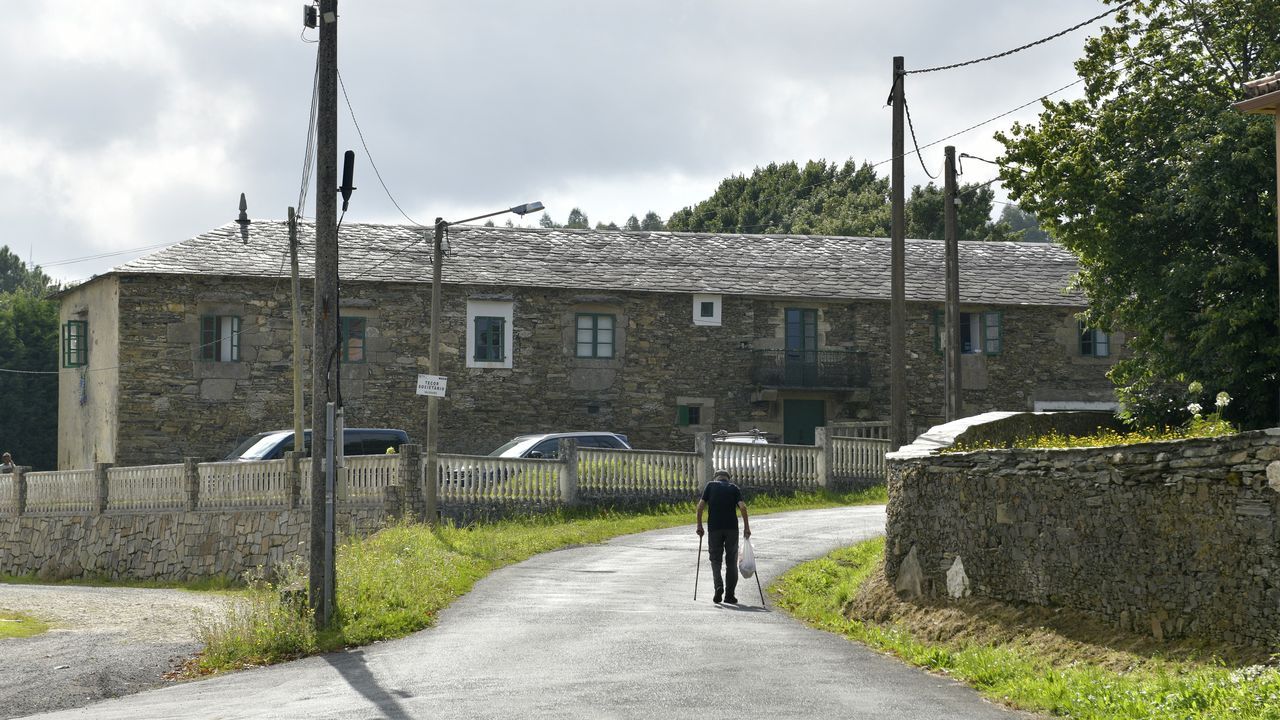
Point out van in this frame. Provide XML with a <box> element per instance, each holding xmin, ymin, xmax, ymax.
<box><xmin>223</xmin><ymin>428</ymin><xmax>410</xmax><ymax>461</ymax></box>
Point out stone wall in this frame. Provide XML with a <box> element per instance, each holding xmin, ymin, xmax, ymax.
<box><xmin>0</xmin><ymin>508</ymin><xmax>387</xmax><ymax>582</ymax></box>
<box><xmin>79</xmin><ymin>273</ymin><xmax>1120</xmax><ymax>469</ymax></box>
<box><xmin>886</xmin><ymin>420</ymin><xmax>1280</xmax><ymax>646</ymax></box>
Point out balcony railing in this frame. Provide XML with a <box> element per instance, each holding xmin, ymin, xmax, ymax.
<box><xmin>751</xmin><ymin>349</ymin><xmax>870</xmax><ymax>389</ymax></box>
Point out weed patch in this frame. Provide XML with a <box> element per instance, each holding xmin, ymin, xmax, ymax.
<box><xmin>0</xmin><ymin>610</ymin><xmax>48</xmax><ymax>640</ymax></box>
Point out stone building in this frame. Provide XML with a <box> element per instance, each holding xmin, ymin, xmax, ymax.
<box><xmin>55</xmin><ymin>223</ymin><xmax>1121</xmax><ymax>469</ymax></box>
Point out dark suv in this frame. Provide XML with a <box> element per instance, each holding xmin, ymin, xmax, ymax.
<box><xmin>223</xmin><ymin>428</ymin><xmax>411</xmax><ymax>461</ymax></box>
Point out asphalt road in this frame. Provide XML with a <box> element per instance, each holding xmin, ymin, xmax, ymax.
<box><xmin>24</xmin><ymin>506</ymin><xmax>1024</xmax><ymax>719</ymax></box>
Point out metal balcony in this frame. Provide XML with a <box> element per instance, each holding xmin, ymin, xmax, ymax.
<box><xmin>750</xmin><ymin>349</ymin><xmax>870</xmax><ymax>389</ymax></box>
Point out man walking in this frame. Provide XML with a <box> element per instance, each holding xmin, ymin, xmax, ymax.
<box><xmin>696</xmin><ymin>469</ymin><xmax>751</xmax><ymax>604</ymax></box>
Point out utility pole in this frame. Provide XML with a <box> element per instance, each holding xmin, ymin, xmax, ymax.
<box><xmin>943</xmin><ymin>146</ymin><xmax>962</xmax><ymax>422</ymax></box>
<box><xmin>309</xmin><ymin>0</ymin><xmax>339</xmax><ymax>629</ymax></box>
<box><xmin>890</xmin><ymin>56</ymin><xmax>908</xmax><ymax>450</ymax></box>
<box><xmin>289</xmin><ymin>207</ymin><xmax>304</xmax><ymax>453</ymax></box>
<box><xmin>423</xmin><ymin>219</ymin><xmax>445</xmax><ymax>527</ymax></box>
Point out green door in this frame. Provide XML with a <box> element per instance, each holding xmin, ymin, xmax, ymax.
<box><xmin>783</xmin><ymin>399</ymin><xmax>825</xmax><ymax>445</ymax></box>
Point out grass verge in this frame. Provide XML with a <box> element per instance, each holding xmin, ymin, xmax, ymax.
<box><xmin>0</xmin><ymin>572</ymin><xmax>239</xmax><ymax>592</ymax></box>
<box><xmin>772</xmin><ymin>537</ymin><xmax>1280</xmax><ymax>720</ymax></box>
<box><xmin>0</xmin><ymin>610</ymin><xmax>48</xmax><ymax>639</ymax></box>
<box><xmin>195</xmin><ymin>485</ymin><xmax>885</xmax><ymax>672</ymax></box>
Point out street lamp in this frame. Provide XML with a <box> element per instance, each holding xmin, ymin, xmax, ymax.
<box><xmin>423</xmin><ymin>201</ymin><xmax>544</xmax><ymax>522</ymax></box>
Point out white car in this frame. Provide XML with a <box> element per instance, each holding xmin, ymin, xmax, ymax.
<box><xmin>486</xmin><ymin>431</ymin><xmax>632</xmax><ymax>459</ymax></box>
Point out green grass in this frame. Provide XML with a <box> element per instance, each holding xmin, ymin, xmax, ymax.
<box><xmin>0</xmin><ymin>610</ymin><xmax>48</xmax><ymax>639</ymax></box>
<box><xmin>195</xmin><ymin>486</ymin><xmax>885</xmax><ymax>672</ymax></box>
<box><xmin>773</xmin><ymin>538</ymin><xmax>1280</xmax><ymax>719</ymax></box>
<box><xmin>0</xmin><ymin>572</ymin><xmax>240</xmax><ymax>592</ymax></box>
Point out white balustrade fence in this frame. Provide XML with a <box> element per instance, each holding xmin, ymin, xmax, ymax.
<box><xmin>0</xmin><ymin>475</ymin><xmax>13</xmax><ymax>515</ymax></box>
<box><xmin>344</xmin><ymin>455</ymin><xmax>399</xmax><ymax>505</ymax></box>
<box><xmin>107</xmin><ymin>464</ymin><xmax>187</xmax><ymax>511</ymax></box>
<box><xmin>436</xmin><ymin>454</ymin><xmax>562</xmax><ymax>503</ymax></box>
<box><xmin>578</xmin><ymin>448</ymin><xmax>700</xmax><ymax>495</ymax></box>
<box><xmin>24</xmin><ymin>469</ymin><xmax>96</xmax><ymax>513</ymax></box>
<box><xmin>831</xmin><ymin>437</ymin><xmax>890</xmax><ymax>480</ymax></box>
<box><xmin>197</xmin><ymin>460</ymin><xmax>292</xmax><ymax>509</ymax></box>
<box><xmin>713</xmin><ymin>442</ymin><xmax>821</xmax><ymax>489</ymax></box>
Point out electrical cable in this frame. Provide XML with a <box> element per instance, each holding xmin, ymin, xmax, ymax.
<box><xmin>904</xmin><ymin>0</ymin><xmax>1137</xmax><ymax>75</ymax></box>
<box><xmin>903</xmin><ymin>95</ymin><xmax>939</xmax><ymax>180</ymax></box>
<box><xmin>337</xmin><ymin>69</ymin><xmax>428</xmax><ymax>228</ymax></box>
<box><xmin>297</xmin><ymin>55</ymin><xmax>320</xmax><ymax>218</ymax></box>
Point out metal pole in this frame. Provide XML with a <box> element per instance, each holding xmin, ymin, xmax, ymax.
<box><xmin>423</xmin><ymin>219</ymin><xmax>444</xmax><ymax>526</ymax></box>
<box><xmin>694</xmin><ymin>534</ymin><xmax>703</xmax><ymax>601</ymax></box>
<box><xmin>309</xmin><ymin>0</ymin><xmax>339</xmax><ymax>628</ymax></box>
<box><xmin>289</xmin><ymin>207</ymin><xmax>304</xmax><ymax>453</ymax></box>
<box><xmin>943</xmin><ymin>147</ymin><xmax>961</xmax><ymax>422</ymax></box>
<box><xmin>890</xmin><ymin>56</ymin><xmax>908</xmax><ymax>450</ymax></box>
<box><xmin>323</xmin><ymin>401</ymin><xmax>336</xmax><ymax>628</ymax></box>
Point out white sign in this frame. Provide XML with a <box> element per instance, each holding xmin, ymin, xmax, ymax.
<box><xmin>416</xmin><ymin>374</ymin><xmax>447</xmax><ymax>397</ymax></box>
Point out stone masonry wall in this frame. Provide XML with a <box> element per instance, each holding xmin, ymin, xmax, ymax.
<box><xmin>886</xmin><ymin>427</ymin><xmax>1280</xmax><ymax>646</ymax></box>
<box><xmin>103</xmin><ymin>273</ymin><xmax>1118</xmax><ymax>467</ymax></box>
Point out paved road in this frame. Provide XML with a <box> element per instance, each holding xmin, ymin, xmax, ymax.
<box><xmin>26</xmin><ymin>506</ymin><xmax>1024</xmax><ymax>719</ymax></box>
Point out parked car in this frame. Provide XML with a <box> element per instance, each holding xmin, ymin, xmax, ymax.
<box><xmin>713</xmin><ymin>428</ymin><xmax>776</xmax><ymax>476</ymax></box>
<box><xmin>486</xmin><ymin>431</ymin><xmax>632</xmax><ymax>459</ymax></box>
<box><xmin>222</xmin><ymin>428</ymin><xmax>411</xmax><ymax>461</ymax></box>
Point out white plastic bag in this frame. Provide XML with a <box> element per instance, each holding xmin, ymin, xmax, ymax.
<box><xmin>738</xmin><ymin>538</ymin><xmax>757</xmax><ymax>578</ymax></box>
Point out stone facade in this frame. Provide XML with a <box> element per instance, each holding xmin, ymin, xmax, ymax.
<box><xmin>59</xmin><ymin>270</ymin><xmax>1121</xmax><ymax>468</ymax></box>
<box><xmin>886</xmin><ymin>421</ymin><xmax>1280</xmax><ymax>647</ymax></box>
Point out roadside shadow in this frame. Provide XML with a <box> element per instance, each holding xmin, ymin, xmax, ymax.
<box><xmin>718</xmin><ymin>603</ymin><xmax>770</xmax><ymax>613</ymax></box>
<box><xmin>322</xmin><ymin>650</ymin><xmax>414</xmax><ymax>720</ymax></box>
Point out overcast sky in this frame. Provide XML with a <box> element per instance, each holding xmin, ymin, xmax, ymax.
<box><xmin>1</xmin><ymin>0</ymin><xmax>1114</xmax><ymax>284</ymax></box>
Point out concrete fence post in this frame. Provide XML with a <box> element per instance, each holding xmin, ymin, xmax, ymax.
<box><xmin>12</xmin><ymin>466</ymin><xmax>27</xmax><ymax>516</ymax></box>
<box><xmin>183</xmin><ymin>458</ymin><xmax>201</xmax><ymax>511</ymax></box>
<box><xmin>559</xmin><ymin>439</ymin><xmax>579</xmax><ymax>505</ymax></box>
<box><xmin>695</xmin><ymin>432</ymin><xmax>714</xmax><ymax>491</ymax></box>
<box><xmin>93</xmin><ymin>462</ymin><xmax>113</xmax><ymax>515</ymax></box>
<box><xmin>284</xmin><ymin>451</ymin><xmax>302</xmax><ymax>509</ymax></box>
<box><xmin>398</xmin><ymin>444</ymin><xmax>423</xmax><ymax>520</ymax></box>
<box><xmin>815</xmin><ymin>427</ymin><xmax>832</xmax><ymax>489</ymax></box>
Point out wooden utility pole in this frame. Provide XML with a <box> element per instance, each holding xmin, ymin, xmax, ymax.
<box><xmin>890</xmin><ymin>56</ymin><xmax>908</xmax><ymax>450</ymax></box>
<box><xmin>943</xmin><ymin>147</ymin><xmax>961</xmax><ymax>422</ymax></box>
<box><xmin>423</xmin><ymin>219</ymin><xmax>444</xmax><ymax>527</ymax></box>
<box><xmin>289</xmin><ymin>207</ymin><xmax>304</xmax><ymax>453</ymax></box>
<box><xmin>309</xmin><ymin>0</ymin><xmax>339</xmax><ymax>629</ymax></box>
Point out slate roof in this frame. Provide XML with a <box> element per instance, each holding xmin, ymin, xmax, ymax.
<box><xmin>108</xmin><ymin>221</ymin><xmax>1085</xmax><ymax>307</ymax></box>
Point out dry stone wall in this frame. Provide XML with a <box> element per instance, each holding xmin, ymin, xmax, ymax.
<box><xmin>886</xmin><ymin>422</ymin><xmax>1280</xmax><ymax>646</ymax></box>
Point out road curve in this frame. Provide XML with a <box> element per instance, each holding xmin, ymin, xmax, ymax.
<box><xmin>26</xmin><ymin>506</ymin><xmax>1022</xmax><ymax>719</ymax></box>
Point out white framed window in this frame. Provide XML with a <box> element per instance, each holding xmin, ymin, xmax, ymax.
<box><xmin>466</xmin><ymin>300</ymin><xmax>514</xmax><ymax>369</ymax></box>
<box><xmin>692</xmin><ymin>293</ymin><xmax>722</xmax><ymax>327</ymax></box>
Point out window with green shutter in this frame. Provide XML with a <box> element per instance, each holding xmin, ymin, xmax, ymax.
<box><xmin>676</xmin><ymin>404</ymin><xmax>701</xmax><ymax>426</ymax></box>
<box><xmin>933</xmin><ymin>310</ymin><xmax>1002</xmax><ymax>355</ymax></box>
<box><xmin>474</xmin><ymin>316</ymin><xmax>505</xmax><ymax>361</ymax></box>
<box><xmin>340</xmin><ymin>317</ymin><xmax>367</xmax><ymax>363</ymax></box>
<box><xmin>200</xmin><ymin>315</ymin><xmax>240</xmax><ymax>362</ymax></box>
<box><xmin>62</xmin><ymin>320</ymin><xmax>88</xmax><ymax>368</ymax></box>
<box><xmin>576</xmin><ymin>313</ymin><xmax>615</xmax><ymax>358</ymax></box>
<box><xmin>1079</xmin><ymin>321</ymin><xmax>1110</xmax><ymax>357</ymax></box>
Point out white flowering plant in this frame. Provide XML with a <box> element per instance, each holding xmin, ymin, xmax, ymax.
<box><xmin>1184</xmin><ymin>381</ymin><xmax>1235</xmax><ymax>436</ymax></box>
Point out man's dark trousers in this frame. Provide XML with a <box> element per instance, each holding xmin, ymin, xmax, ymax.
<box><xmin>707</xmin><ymin>528</ymin><xmax>738</xmax><ymax>597</ymax></box>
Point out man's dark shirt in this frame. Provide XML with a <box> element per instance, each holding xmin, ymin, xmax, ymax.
<box><xmin>702</xmin><ymin>479</ymin><xmax>742</xmax><ymax>531</ymax></box>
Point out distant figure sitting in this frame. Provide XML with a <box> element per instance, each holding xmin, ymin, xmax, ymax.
<box><xmin>0</xmin><ymin>452</ymin><xmax>13</xmax><ymax>474</ymax></box>
<box><xmin>695</xmin><ymin>469</ymin><xmax>752</xmax><ymax>604</ymax></box>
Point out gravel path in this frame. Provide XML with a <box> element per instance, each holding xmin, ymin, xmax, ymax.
<box><xmin>0</xmin><ymin>584</ymin><xmax>236</xmax><ymax>719</ymax></box>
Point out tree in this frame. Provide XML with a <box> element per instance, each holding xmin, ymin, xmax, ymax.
<box><xmin>667</xmin><ymin>159</ymin><xmax>1007</xmax><ymax>240</ymax></box>
<box><xmin>0</xmin><ymin>289</ymin><xmax>58</xmax><ymax>470</ymax></box>
<box><xmin>565</xmin><ymin>208</ymin><xmax>590</xmax><ymax>229</ymax></box>
<box><xmin>639</xmin><ymin>211</ymin><xmax>666</xmax><ymax>231</ymax></box>
<box><xmin>997</xmin><ymin>0</ymin><xmax>1280</xmax><ymax>428</ymax></box>
<box><xmin>624</xmin><ymin>215</ymin><xmax>641</xmax><ymax>231</ymax></box>
<box><xmin>999</xmin><ymin>204</ymin><xmax>1049</xmax><ymax>242</ymax></box>
<box><xmin>0</xmin><ymin>247</ymin><xmax>54</xmax><ymax>296</ymax></box>
<box><xmin>538</xmin><ymin>212</ymin><xmax>559</xmax><ymax>229</ymax></box>
<box><xmin>594</xmin><ymin>221</ymin><xmax>620</xmax><ymax>231</ymax></box>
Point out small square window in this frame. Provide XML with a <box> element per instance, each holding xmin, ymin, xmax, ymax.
<box><xmin>1079</xmin><ymin>322</ymin><xmax>1110</xmax><ymax>358</ymax></box>
<box><xmin>700</xmin><ymin>301</ymin><xmax>715</xmax><ymax>318</ymax></box>
<box><xmin>474</xmin><ymin>316</ymin><xmax>505</xmax><ymax>361</ymax></box>
<box><xmin>62</xmin><ymin>320</ymin><xmax>88</xmax><ymax>368</ymax></box>
<box><xmin>341</xmin><ymin>317</ymin><xmax>366</xmax><ymax>363</ymax></box>
<box><xmin>677</xmin><ymin>404</ymin><xmax>702</xmax><ymax>426</ymax></box>
<box><xmin>200</xmin><ymin>315</ymin><xmax>240</xmax><ymax>362</ymax></box>
<box><xmin>576</xmin><ymin>313</ymin><xmax>615</xmax><ymax>358</ymax></box>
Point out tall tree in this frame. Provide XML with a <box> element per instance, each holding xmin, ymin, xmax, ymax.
<box><xmin>538</xmin><ymin>212</ymin><xmax>559</xmax><ymax>229</ymax></box>
<box><xmin>639</xmin><ymin>211</ymin><xmax>666</xmax><ymax>231</ymax></box>
<box><xmin>999</xmin><ymin>204</ymin><xmax>1049</xmax><ymax>242</ymax></box>
<box><xmin>565</xmin><ymin>208</ymin><xmax>590</xmax><ymax>229</ymax></box>
<box><xmin>0</xmin><ymin>247</ymin><xmax>54</xmax><ymax>296</ymax></box>
<box><xmin>624</xmin><ymin>215</ymin><xmax>641</xmax><ymax>231</ymax></box>
<box><xmin>0</xmin><ymin>289</ymin><xmax>58</xmax><ymax>470</ymax></box>
<box><xmin>998</xmin><ymin>0</ymin><xmax>1280</xmax><ymax>428</ymax></box>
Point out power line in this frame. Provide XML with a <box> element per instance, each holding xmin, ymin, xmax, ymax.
<box><xmin>37</xmin><ymin>241</ymin><xmax>178</xmax><ymax>269</ymax></box>
<box><xmin>337</xmin><ymin>69</ymin><xmax>428</xmax><ymax>228</ymax></box>
<box><xmin>905</xmin><ymin>0</ymin><xmax>1136</xmax><ymax>75</ymax></box>
<box><xmin>903</xmin><ymin>95</ymin><xmax>939</xmax><ymax>180</ymax></box>
<box><xmin>297</xmin><ymin>53</ymin><xmax>320</xmax><ymax>218</ymax></box>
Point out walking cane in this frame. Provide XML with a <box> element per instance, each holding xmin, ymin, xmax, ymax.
<box><xmin>694</xmin><ymin>534</ymin><xmax>703</xmax><ymax>601</ymax></box>
<box><xmin>753</xmin><ymin>565</ymin><xmax>766</xmax><ymax>607</ymax></box>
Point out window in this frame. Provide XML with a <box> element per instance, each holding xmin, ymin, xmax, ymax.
<box><xmin>1079</xmin><ymin>322</ymin><xmax>1110</xmax><ymax>357</ymax></box>
<box><xmin>785</xmin><ymin>308</ymin><xmax>818</xmax><ymax>353</ymax></box>
<box><xmin>677</xmin><ymin>404</ymin><xmax>702</xmax><ymax>426</ymax></box>
<box><xmin>200</xmin><ymin>315</ymin><xmax>240</xmax><ymax>362</ymax></box>
<box><xmin>692</xmin><ymin>294</ymin><xmax>722</xmax><ymax>326</ymax></box>
<box><xmin>576</xmin><ymin>313</ymin><xmax>615</xmax><ymax>357</ymax></box>
<box><xmin>473</xmin><ymin>316</ymin><xmax>505</xmax><ymax>361</ymax></box>
<box><xmin>341</xmin><ymin>317</ymin><xmax>366</xmax><ymax>363</ymax></box>
<box><xmin>934</xmin><ymin>311</ymin><xmax>1002</xmax><ymax>355</ymax></box>
<box><xmin>62</xmin><ymin>320</ymin><xmax>88</xmax><ymax>368</ymax></box>
<box><xmin>466</xmin><ymin>300</ymin><xmax>513</xmax><ymax>369</ymax></box>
